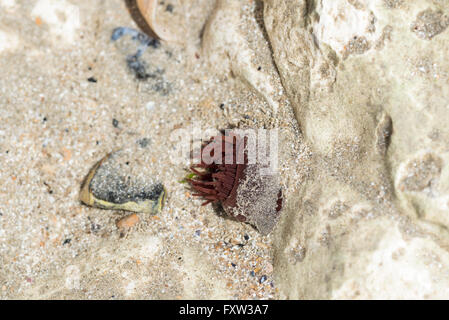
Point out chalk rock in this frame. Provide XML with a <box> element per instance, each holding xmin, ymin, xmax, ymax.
<box><xmin>260</xmin><ymin>0</ymin><xmax>449</xmax><ymax>298</ymax></box>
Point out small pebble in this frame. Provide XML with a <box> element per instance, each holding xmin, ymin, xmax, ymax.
<box><xmin>116</xmin><ymin>214</ymin><xmax>140</xmax><ymax>230</ymax></box>
<box><xmin>259</xmin><ymin>275</ymin><xmax>267</xmax><ymax>284</ymax></box>
<box><xmin>146</xmin><ymin>101</ymin><xmax>155</xmax><ymax>111</ymax></box>
<box><xmin>137</xmin><ymin>138</ymin><xmax>150</xmax><ymax>148</ymax></box>
<box><xmin>87</xmin><ymin>77</ymin><xmax>97</xmax><ymax>83</ymax></box>
<box><xmin>264</xmin><ymin>263</ymin><xmax>273</xmax><ymax>274</ymax></box>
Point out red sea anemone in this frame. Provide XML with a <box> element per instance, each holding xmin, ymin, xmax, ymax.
<box><xmin>187</xmin><ymin>132</ymin><xmax>283</xmax><ymax>235</ymax></box>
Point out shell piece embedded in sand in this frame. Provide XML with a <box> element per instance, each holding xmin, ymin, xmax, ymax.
<box><xmin>137</xmin><ymin>0</ymin><xmax>179</xmax><ymax>42</ymax></box>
